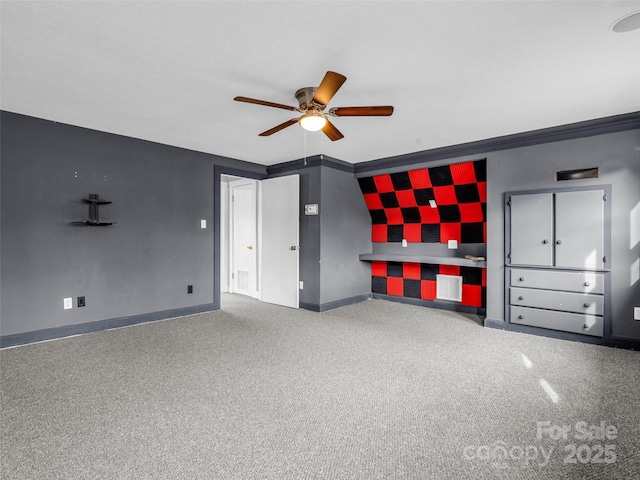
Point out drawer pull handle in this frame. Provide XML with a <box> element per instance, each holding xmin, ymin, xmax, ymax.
<box><xmin>556</xmin><ymin>240</ymin><xmax>563</xmax><ymax>245</ymax></box>
<box><xmin>542</xmin><ymin>239</ymin><xmax>549</xmax><ymax>244</ymax></box>
<box><xmin>519</xmin><ymin>277</ymin><xmax>525</xmax><ymax>281</ymax></box>
<box><xmin>583</xmin><ymin>324</ymin><xmax>589</xmax><ymax>329</ymax></box>
<box><xmin>584</xmin><ymin>282</ymin><xmax>590</xmax><ymax>287</ymax></box>
<box><xmin>518</xmin><ymin>315</ymin><xmax>524</xmax><ymax>320</ymax></box>
<box><xmin>518</xmin><ymin>296</ymin><xmax>524</xmax><ymax>300</ymax></box>
<box><xmin>584</xmin><ymin>303</ymin><xmax>591</xmax><ymax>308</ymax></box>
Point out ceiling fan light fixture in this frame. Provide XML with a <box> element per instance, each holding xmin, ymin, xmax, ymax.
<box><xmin>299</xmin><ymin>112</ymin><xmax>327</xmax><ymax>132</ymax></box>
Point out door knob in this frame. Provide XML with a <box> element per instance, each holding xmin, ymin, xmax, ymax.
<box><xmin>542</xmin><ymin>239</ymin><xmax>549</xmax><ymax>244</ymax></box>
<box><xmin>556</xmin><ymin>240</ymin><xmax>563</xmax><ymax>245</ymax></box>
<box><xmin>518</xmin><ymin>296</ymin><xmax>524</xmax><ymax>300</ymax></box>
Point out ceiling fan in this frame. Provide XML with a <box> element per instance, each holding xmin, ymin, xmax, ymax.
<box><xmin>234</xmin><ymin>71</ymin><xmax>393</xmax><ymax>141</ymax></box>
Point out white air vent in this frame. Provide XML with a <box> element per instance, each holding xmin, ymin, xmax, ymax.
<box><xmin>237</xmin><ymin>270</ymin><xmax>249</xmax><ymax>291</ymax></box>
<box><xmin>436</xmin><ymin>274</ymin><xmax>463</xmax><ymax>302</ymax></box>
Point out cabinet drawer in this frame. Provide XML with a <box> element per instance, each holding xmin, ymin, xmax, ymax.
<box><xmin>510</xmin><ymin>306</ymin><xmax>603</xmax><ymax>337</ymax></box>
<box><xmin>510</xmin><ymin>287</ymin><xmax>603</xmax><ymax>315</ymax></box>
<box><xmin>510</xmin><ymin>269</ymin><xmax>604</xmax><ymax>294</ymax></box>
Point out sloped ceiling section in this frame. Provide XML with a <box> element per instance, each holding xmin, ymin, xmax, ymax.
<box><xmin>1</xmin><ymin>1</ymin><xmax>639</xmax><ymax>165</ymax></box>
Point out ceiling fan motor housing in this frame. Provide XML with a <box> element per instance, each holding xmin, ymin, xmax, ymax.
<box><xmin>295</xmin><ymin>87</ymin><xmax>319</xmax><ymax>110</ymax></box>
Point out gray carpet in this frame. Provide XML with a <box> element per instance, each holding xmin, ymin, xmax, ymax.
<box><xmin>1</xmin><ymin>294</ymin><xmax>639</xmax><ymax>479</ymax></box>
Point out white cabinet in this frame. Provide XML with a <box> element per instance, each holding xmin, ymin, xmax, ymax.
<box><xmin>505</xmin><ymin>187</ymin><xmax>609</xmax><ymax>340</ymax></box>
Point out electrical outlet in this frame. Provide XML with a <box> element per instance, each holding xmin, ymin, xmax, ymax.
<box><xmin>634</xmin><ymin>307</ymin><xmax>640</xmax><ymax>321</ymax></box>
<box><xmin>299</xmin><ymin>281</ymin><xmax>304</xmax><ymax>290</ymax></box>
<box><xmin>187</xmin><ymin>285</ymin><xmax>193</xmax><ymax>294</ymax></box>
<box><xmin>63</xmin><ymin>297</ymin><xmax>73</xmax><ymax>310</ymax></box>
<box><xmin>402</xmin><ymin>239</ymin><xmax>407</xmax><ymax>247</ymax></box>
<box><xmin>77</xmin><ymin>296</ymin><xmax>86</xmax><ymax>308</ymax></box>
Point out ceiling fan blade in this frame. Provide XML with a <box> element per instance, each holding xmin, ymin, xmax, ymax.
<box><xmin>330</xmin><ymin>106</ymin><xmax>394</xmax><ymax>116</ymax></box>
<box><xmin>259</xmin><ymin>118</ymin><xmax>299</xmax><ymax>136</ymax></box>
<box><xmin>234</xmin><ymin>96</ymin><xmax>297</xmax><ymax>111</ymax></box>
<box><xmin>312</xmin><ymin>71</ymin><xmax>347</xmax><ymax>106</ymax></box>
<box><xmin>321</xmin><ymin>119</ymin><xmax>344</xmax><ymax>141</ymax></box>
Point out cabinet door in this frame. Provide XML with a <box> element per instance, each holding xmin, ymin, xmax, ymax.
<box><xmin>510</xmin><ymin>193</ymin><xmax>553</xmax><ymax>266</ymax></box>
<box><xmin>555</xmin><ymin>190</ymin><xmax>604</xmax><ymax>270</ymax></box>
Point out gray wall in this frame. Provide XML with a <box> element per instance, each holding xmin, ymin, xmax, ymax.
<box><xmin>319</xmin><ymin>166</ymin><xmax>372</xmax><ymax>305</ymax></box>
<box><xmin>3</xmin><ymin>111</ymin><xmax>638</xmax><ymax>343</ymax></box>
<box><xmin>1</xmin><ymin>111</ymin><xmax>264</xmax><ymax>339</ymax></box>
<box><xmin>486</xmin><ymin>129</ymin><xmax>640</xmax><ymax>340</ymax></box>
<box><xmin>358</xmin><ymin>128</ymin><xmax>640</xmax><ymax>341</ymax></box>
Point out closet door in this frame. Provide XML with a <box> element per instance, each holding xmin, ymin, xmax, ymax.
<box><xmin>555</xmin><ymin>190</ymin><xmax>604</xmax><ymax>270</ymax></box>
<box><xmin>510</xmin><ymin>193</ymin><xmax>554</xmax><ymax>266</ymax></box>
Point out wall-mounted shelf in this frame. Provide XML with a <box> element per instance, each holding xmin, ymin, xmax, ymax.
<box><xmin>72</xmin><ymin>194</ymin><xmax>115</xmax><ymax>226</ymax></box>
<box><xmin>83</xmin><ymin>197</ymin><xmax>112</xmax><ymax>206</ymax></box>
<box><xmin>359</xmin><ymin>253</ymin><xmax>486</xmax><ymax>268</ymax></box>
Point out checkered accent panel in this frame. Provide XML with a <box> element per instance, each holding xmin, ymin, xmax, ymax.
<box><xmin>359</xmin><ymin>159</ymin><xmax>486</xmax><ymax>243</ymax></box>
<box><xmin>371</xmin><ymin>261</ymin><xmax>486</xmax><ymax>308</ymax></box>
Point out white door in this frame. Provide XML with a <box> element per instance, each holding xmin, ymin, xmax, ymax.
<box><xmin>231</xmin><ymin>180</ymin><xmax>257</xmax><ymax>297</ymax></box>
<box><xmin>261</xmin><ymin>175</ymin><xmax>299</xmax><ymax>308</ymax></box>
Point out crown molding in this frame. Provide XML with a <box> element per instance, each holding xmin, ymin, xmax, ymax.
<box><xmin>354</xmin><ymin>111</ymin><xmax>640</xmax><ymax>175</ymax></box>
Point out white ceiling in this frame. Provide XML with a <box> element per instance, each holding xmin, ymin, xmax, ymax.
<box><xmin>1</xmin><ymin>1</ymin><xmax>639</xmax><ymax>166</ymax></box>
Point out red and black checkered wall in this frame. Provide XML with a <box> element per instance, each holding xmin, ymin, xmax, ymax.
<box><xmin>358</xmin><ymin>159</ymin><xmax>487</xmax><ymax>243</ymax></box>
<box><xmin>371</xmin><ymin>261</ymin><xmax>486</xmax><ymax>308</ymax></box>
<box><xmin>359</xmin><ymin>159</ymin><xmax>487</xmax><ymax>310</ymax></box>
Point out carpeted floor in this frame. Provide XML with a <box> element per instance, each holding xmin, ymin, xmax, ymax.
<box><xmin>1</xmin><ymin>294</ymin><xmax>639</xmax><ymax>479</ymax></box>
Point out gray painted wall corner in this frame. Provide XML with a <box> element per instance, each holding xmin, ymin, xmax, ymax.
<box><xmin>319</xmin><ymin>166</ymin><xmax>372</xmax><ymax>305</ymax></box>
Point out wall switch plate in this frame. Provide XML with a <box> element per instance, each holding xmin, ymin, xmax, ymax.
<box><xmin>187</xmin><ymin>285</ymin><xmax>193</xmax><ymax>294</ymax></box>
<box><xmin>299</xmin><ymin>281</ymin><xmax>304</xmax><ymax>290</ymax></box>
<box><xmin>200</xmin><ymin>220</ymin><xmax>206</xmax><ymax>229</ymax></box>
<box><xmin>304</xmin><ymin>204</ymin><xmax>319</xmax><ymax>215</ymax></box>
<box><xmin>63</xmin><ymin>297</ymin><xmax>73</xmax><ymax>310</ymax></box>
<box><xmin>448</xmin><ymin>239</ymin><xmax>458</xmax><ymax>249</ymax></box>
<box><xmin>77</xmin><ymin>296</ymin><xmax>85</xmax><ymax>308</ymax></box>
<box><xmin>635</xmin><ymin>307</ymin><xmax>640</xmax><ymax>320</ymax></box>
<box><xmin>402</xmin><ymin>239</ymin><xmax>407</xmax><ymax>247</ymax></box>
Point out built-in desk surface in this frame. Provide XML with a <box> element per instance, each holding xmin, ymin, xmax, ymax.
<box><xmin>359</xmin><ymin>253</ymin><xmax>486</xmax><ymax>268</ymax></box>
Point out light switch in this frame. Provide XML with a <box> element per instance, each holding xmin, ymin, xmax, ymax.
<box><xmin>448</xmin><ymin>239</ymin><xmax>458</xmax><ymax>249</ymax></box>
<box><xmin>201</xmin><ymin>219</ymin><xmax>206</xmax><ymax>229</ymax></box>
<box><xmin>63</xmin><ymin>297</ymin><xmax>73</xmax><ymax>310</ymax></box>
<box><xmin>402</xmin><ymin>239</ymin><xmax>408</xmax><ymax>247</ymax></box>
<box><xmin>305</xmin><ymin>204</ymin><xmax>319</xmax><ymax>215</ymax></box>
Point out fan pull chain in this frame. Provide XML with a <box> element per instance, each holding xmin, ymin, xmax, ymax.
<box><xmin>304</xmin><ymin>130</ymin><xmax>307</xmax><ymax>166</ymax></box>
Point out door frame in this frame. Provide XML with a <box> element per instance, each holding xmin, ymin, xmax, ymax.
<box><xmin>214</xmin><ymin>166</ymin><xmax>267</xmax><ymax>309</ymax></box>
